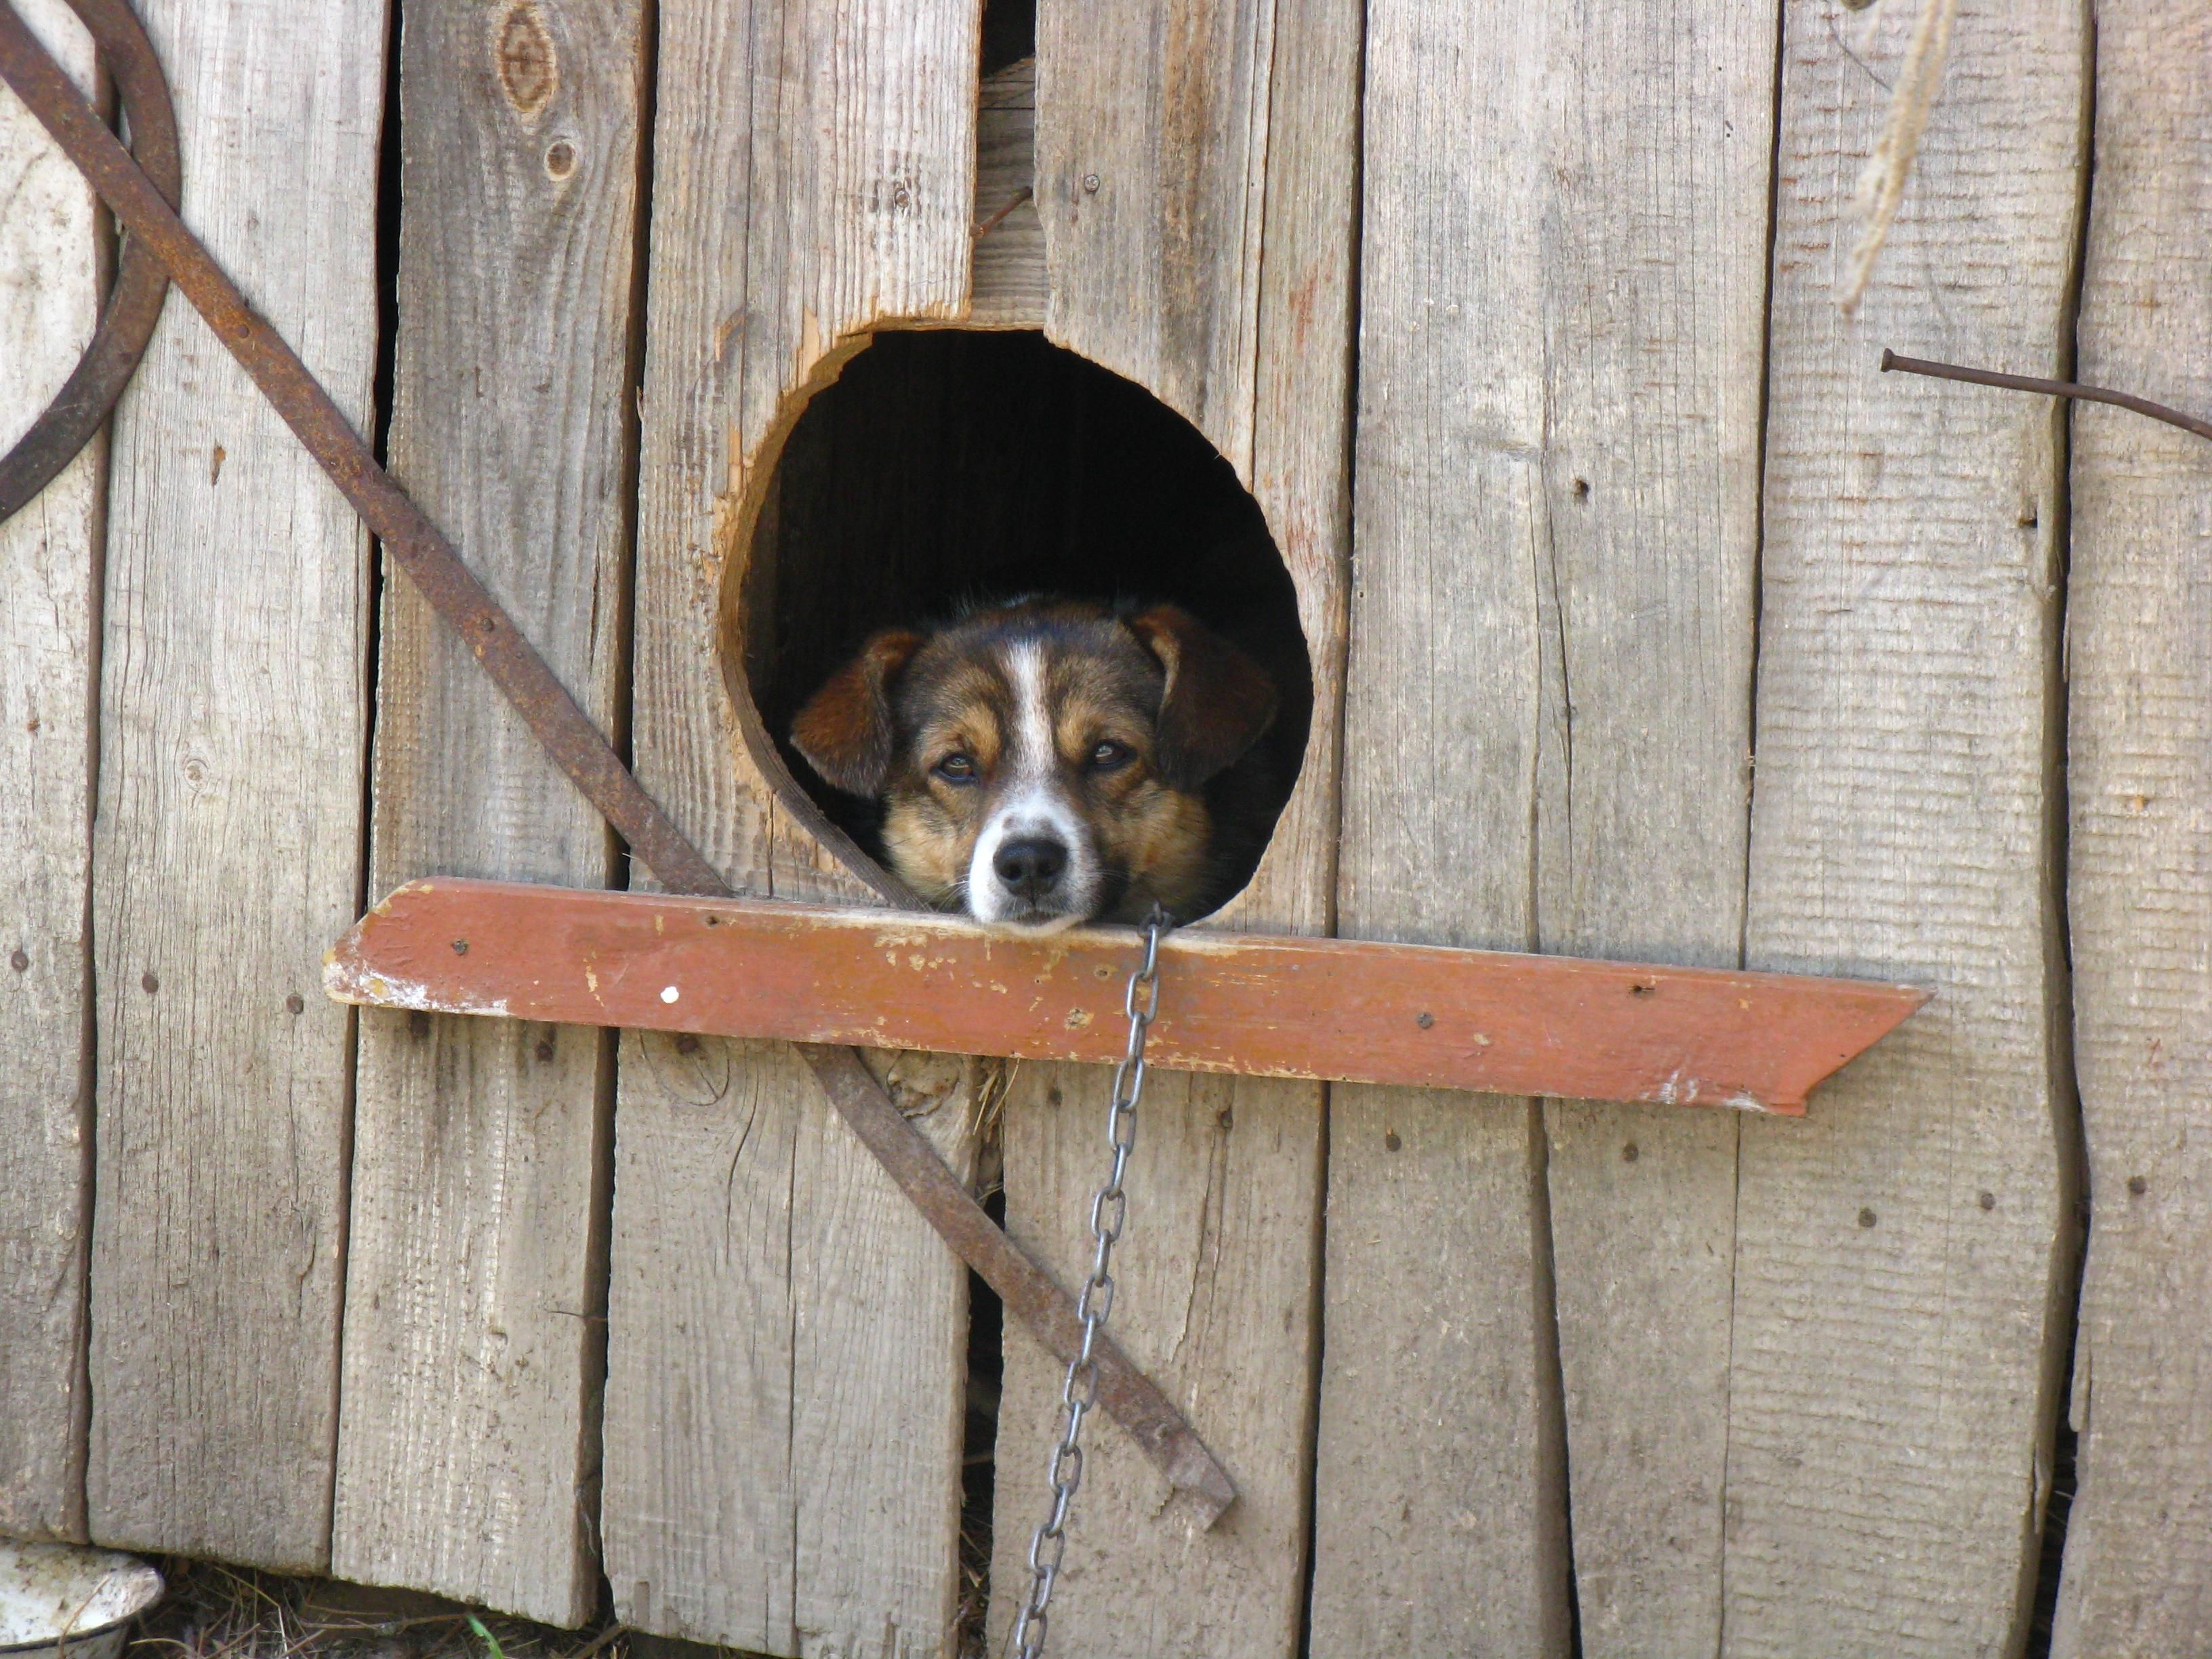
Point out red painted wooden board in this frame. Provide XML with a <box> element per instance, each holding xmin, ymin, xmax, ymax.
<box><xmin>325</xmin><ymin>880</ymin><xmax>1927</xmax><ymax>1114</ymax></box>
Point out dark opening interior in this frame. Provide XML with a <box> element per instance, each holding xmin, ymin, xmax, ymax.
<box><xmin>977</xmin><ymin>0</ymin><xmax>1035</xmax><ymax>76</ymax></box>
<box><xmin>735</xmin><ymin>329</ymin><xmax>1311</xmax><ymax>921</ymax></box>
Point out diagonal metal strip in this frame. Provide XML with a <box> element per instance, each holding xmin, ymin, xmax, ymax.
<box><xmin>1881</xmin><ymin>349</ymin><xmax>2212</xmax><ymax>443</ymax></box>
<box><xmin>0</xmin><ymin>0</ymin><xmax>1237</xmax><ymax>1521</ymax></box>
<box><xmin>0</xmin><ymin>0</ymin><xmax>179</xmax><ymax>525</ymax></box>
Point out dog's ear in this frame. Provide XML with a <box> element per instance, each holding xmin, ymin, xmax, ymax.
<box><xmin>791</xmin><ymin>628</ymin><xmax>926</xmax><ymax>797</ymax></box>
<box><xmin>1125</xmin><ymin>603</ymin><xmax>1279</xmax><ymax>790</ymax></box>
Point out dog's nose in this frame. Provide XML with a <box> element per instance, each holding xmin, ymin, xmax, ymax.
<box><xmin>994</xmin><ymin>836</ymin><xmax>1068</xmax><ymax>898</ymax></box>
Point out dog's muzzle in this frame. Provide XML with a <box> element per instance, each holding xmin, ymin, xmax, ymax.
<box><xmin>969</xmin><ymin>799</ymin><xmax>1101</xmax><ymax>930</ymax></box>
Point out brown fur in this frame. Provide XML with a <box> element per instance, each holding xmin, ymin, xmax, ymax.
<box><xmin>792</xmin><ymin>598</ymin><xmax>1276</xmax><ymax>925</ymax></box>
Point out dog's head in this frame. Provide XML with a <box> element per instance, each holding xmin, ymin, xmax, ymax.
<box><xmin>791</xmin><ymin>598</ymin><xmax>1277</xmax><ymax>930</ymax></box>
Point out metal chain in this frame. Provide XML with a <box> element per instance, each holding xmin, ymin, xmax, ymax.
<box><xmin>1004</xmin><ymin>907</ymin><xmax>1168</xmax><ymax>1659</ymax></box>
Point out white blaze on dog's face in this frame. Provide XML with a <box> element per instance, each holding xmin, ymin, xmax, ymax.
<box><xmin>962</xmin><ymin>635</ymin><xmax>1104</xmax><ymax>927</ymax></box>
<box><xmin>791</xmin><ymin>599</ymin><xmax>1277</xmax><ymax>930</ymax></box>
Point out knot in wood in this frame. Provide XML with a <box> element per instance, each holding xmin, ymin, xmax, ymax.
<box><xmin>493</xmin><ymin>5</ymin><xmax>558</xmax><ymax>117</ymax></box>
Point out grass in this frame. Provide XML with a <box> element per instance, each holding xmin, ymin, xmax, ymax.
<box><xmin>116</xmin><ymin>1561</ymin><xmax>646</xmax><ymax>1659</ymax></box>
<box><xmin>110</xmin><ymin>1555</ymin><xmax>994</xmax><ymax>1659</ymax></box>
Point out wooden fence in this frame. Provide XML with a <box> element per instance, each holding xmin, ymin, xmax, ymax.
<box><xmin>0</xmin><ymin>0</ymin><xmax>2205</xmax><ymax>1654</ymax></box>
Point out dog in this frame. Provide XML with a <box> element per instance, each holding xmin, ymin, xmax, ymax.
<box><xmin>790</xmin><ymin>597</ymin><xmax>1279</xmax><ymax>930</ymax></box>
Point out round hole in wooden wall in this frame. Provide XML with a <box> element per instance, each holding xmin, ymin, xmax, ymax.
<box><xmin>724</xmin><ymin>329</ymin><xmax>1312</xmax><ymax>922</ymax></box>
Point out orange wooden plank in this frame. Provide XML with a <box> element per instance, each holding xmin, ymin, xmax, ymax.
<box><xmin>324</xmin><ymin>880</ymin><xmax>1928</xmax><ymax>1114</ymax></box>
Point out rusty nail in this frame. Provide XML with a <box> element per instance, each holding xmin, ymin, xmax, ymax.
<box><xmin>8</xmin><ymin>948</ymin><xmax>26</xmax><ymax>972</ymax></box>
<box><xmin>1858</xmin><ymin>1207</ymin><xmax>1877</xmax><ymax>1229</ymax></box>
<box><xmin>285</xmin><ymin>992</ymin><xmax>305</xmax><ymax>1015</ymax></box>
<box><xmin>1415</xmin><ymin>1010</ymin><xmax>1434</xmax><ymax>1029</ymax></box>
<box><xmin>140</xmin><ymin>971</ymin><xmax>158</xmax><ymax>994</ymax></box>
<box><xmin>1978</xmin><ymin>1191</ymin><xmax>1996</xmax><ymax>1211</ymax></box>
<box><xmin>1384</xmin><ymin>1130</ymin><xmax>1402</xmax><ymax>1151</ymax></box>
<box><xmin>0</xmin><ymin>0</ymin><xmax>181</xmax><ymax>527</ymax></box>
<box><xmin>1883</xmin><ymin>349</ymin><xmax>2212</xmax><ymax>445</ymax></box>
<box><xmin>453</xmin><ymin>939</ymin><xmax>469</xmax><ymax>954</ymax></box>
<box><xmin>1622</xmin><ymin>1142</ymin><xmax>1639</xmax><ymax>1164</ymax></box>
<box><xmin>1081</xmin><ymin>173</ymin><xmax>1099</xmax><ymax>193</ymax></box>
<box><xmin>973</xmin><ymin>184</ymin><xmax>1032</xmax><ymax>240</ymax></box>
<box><xmin>2128</xmin><ymin>1174</ymin><xmax>2148</xmax><ymax>1196</ymax></box>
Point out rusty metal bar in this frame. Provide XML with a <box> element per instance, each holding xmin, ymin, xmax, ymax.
<box><xmin>0</xmin><ymin>0</ymin><xmax>179</xmax><ymax>524</ymax></box>
<box><xmin>798</xmin><ymin>1044</ymin><xmax>1239</xmax><ymax>1523</ymax></box>
<box><xmin>0</xmin><ymin>1</ymin><xmax>1237</xmax><ymax>1517</ymax></box>
<box><xmin>0</xmin><ymin>3</ymin><xmax>720</xmax><ymax>895</ymax></box>
<box><xmin>1882</xmin><ymin>348</ymin><xmax>2212</xmax><ymax>445</ymax></box>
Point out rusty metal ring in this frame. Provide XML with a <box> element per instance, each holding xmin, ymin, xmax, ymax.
<box><xmin>0</xmin><ymin>0</ymin><xmax>180</xmax><ymax>525</ymax></box>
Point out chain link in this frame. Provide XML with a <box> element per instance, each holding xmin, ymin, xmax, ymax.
<box><xmin>1004</xmin><ymin>907</ymin><xmax>1168</xmax><ymax>1659</ymax></box>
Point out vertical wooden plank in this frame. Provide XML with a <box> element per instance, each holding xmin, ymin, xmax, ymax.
<box><xmin>2051</xmin><ymin>8</ymin><xmax>2212</xmax><ymax>1653</ymax></box>
<box><xmin>330</xmin><ymin>0</ymin><xmax>646</xmax><ymax>1624</ymax></box>
<box><xmin>993</xmin><ymin>1065</ymin><xmax>1325</xmax><ymax>1657</ymax></box>
<box><xmin>985</xmin><ymin>0</ymin><xmax>1355</xmax><ymax>1652</ymax></box>
<box><xmin>85</xmin><ymin>0</ymin><xmax>386</xmax><ymax>1568</ymax></box>
<box><xmin>1723</xmin><ymin>2</ymin><xmax>2084</xmax><ymax>1653</ymax></box>
<box><xmin>0</xmin><ymin>0</ymin><xmax>100</xmax><ymax>1545</ymax></box>
<box><xmin>1225</xmin><ymin>0</ymin><xmax>1355</xmax><ymax>951</ymax></box>
<box><xmin>970</xmin><ymin>58</ymin><xmax>1044</xmax><ymax>331</ymax></box>
<box><xmin>789</xmin><ymin>1052</ymin><xmax>978</xmax><ymax>1654</ymax></box>
<box><xmin>1533</xmin><ymin>3</ymin><xmax>1772</xmax><ymax>1652</ymax></box>
<box><xmin>610</xmin><ymin>1030</ymin><xmax>804</xmax><ymax>1648</ymax></box>
<box><xmin>605</xmin><ymin>0</ymin><xmax>980</xmax><ymax>1650</ymax></box>
<box><xmin>1033</xmin><ymin>0</ymin><xmax>1269</xmax><ymax>477</ymax></box>
<box><xmin>1308</xmin><ymin>0</ymin><xmax>1569</xmax><ymax>1649</ymax></box>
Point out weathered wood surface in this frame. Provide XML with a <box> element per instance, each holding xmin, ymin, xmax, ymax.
<box><xmin>970</xmin><ymin>57</ymin><xmax>1044</xmax><ymax>329</ymax></box>
<box><xmin>985</xmin><ymin>0</ymin><xmax>1357</xmax><ymax>1652</ymax></box>
<box><xmin>1312</xmin><ymin>0</ymin><xmax>1572</xmax><ymax>1644</ymax></box>
<box><xmin>1032</xmin><ymin>0</ymin><xmax>1267</xmax><ymax>480</ymax></box>
<box><xmin>2052</xmin><ymin>7</ymin><xmax>2212</xmax><ymax>1653</ymax></box>
<box><xmin>992</xmin><ymin>1063</ymin><xmax>1322</xmax><ymax>1658</ymax></box>
<box><xmin>329</xmin><ymin>0</ymin><xmax>647</xmax><ymax>1622</ymax></box>
<box><xmin>83</xmin><ymin>0</ymin><xmax>384</xmax><ymax>1568</ymax></box>
<box><xmin>0</xmin><ymin>0</ymin><xmax>99</xmax><ymax>1544</ymax></box>
<box><xmin>605</xmin><ymin>0</ymin><xmax>981</xmax><ymax>1649</ymax></box>
<box><xmin>1528</xmin><ymin>2</ymin><xmax>1774</xmax><ymax>1652</ymax></box>
<box><xmin>329</xmin><ymin>880</ymin><xmax>1924</xmax><ymax>1111</ymax></box>
<box><xmin>1723</xmin><ymin>2</ymin><xmax>2084</xmax><ymax>1653</ymax></box>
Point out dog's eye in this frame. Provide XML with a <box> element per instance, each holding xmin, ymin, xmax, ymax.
<box><xmin>1088</xmin><ymin>739</ymin><xmax>1134</xmax><ymax>772</ymax></box>
<box><xmin>933</xmin><ymin>754</ymin><xmax>979</xmax><ymax>784</ymax></box>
